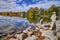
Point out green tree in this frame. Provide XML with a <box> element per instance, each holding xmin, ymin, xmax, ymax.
<box><xmin>26</xmin><ymin>5</ymin><xmax>60</xmax><ymax>23</ymax></box>
<box><xmin>48</xmin><ymin>5</ymin><xmax>56</xmax><ymax>15</ymax></box>
<box><xmin>40</xmin><ymin>8</ymin><xmax>46</xmax><ymax>15</ymax></box>
<box><xmin>22</xmin><ymin>12</ymin><xmax>26</xmax><ymax>18</ymax></box>
<box><xmin>32</xmin><ymin>7</ymin><xmax>39</xmax><ymax>23</ymax></box>
<box><xmin>26</xmin><ymin>7</ymin><xmax>39</xmax><ymax>23</ymax></box>
<box><xmin>27</xmin><ymin>7</ymin><xmax>34</xmax><ymax>23</ymax></box>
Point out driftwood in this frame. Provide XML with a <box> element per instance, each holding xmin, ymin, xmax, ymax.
<box><xmin>51</xmin><ymin>23</ymin><xmax>56</xmax><ymax>31</ymax></box>
<box><xmin>31</xmin><ymin>30</ymin><xmax>44</xmax><ymax>40</ymax></box>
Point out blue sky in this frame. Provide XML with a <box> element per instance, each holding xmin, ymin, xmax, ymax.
<box><xmin>16</xmin><ymin>0</ymin><xmax>60</xmax><ymax>6</ymax></box>
<box><xmin>0</xmin><ymin>0</ymin><xmax>60</xmax><ymax>12</ymax></box>
<box><xmin>16</xmin><ymin>0</ymin><xmax>43</xmax><ymax>6</ymax></box>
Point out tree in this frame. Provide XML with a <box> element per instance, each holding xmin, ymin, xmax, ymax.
<box><xmin>26</xmin><ymin>7</ymin><xmax>34</xmax><ymax>23</ymax></box>
<box><xmin>40</xmin><ymin>8</ymin><xmax>46</xmax><ymax>15</ymax></box>
<box><xmin>48</xmin><ymin>5</ymin><xmax>56</xmax><ymax>15</ymax></box>
<box><xmin>26</xmin><ymin>7</ymin><xmax>39</xmax><ymax>23</ymax></box>
<box><xmin>26</xmin><ymin>5</ymin><xmax>60</xmax><ymax>23</ymax></box>
<box><xmin>48</xmin><ymin>5</ymin><xmax>60</xmax><ymax>20</ymax></box>
<box><xmin>22</xmin><ymin>12</ymin><xmax>26</xmax><ymax>18</ymax></box>
<box><xmin>32</xmin><ymin>7</ymin><xmax>39</xmax><ymax>23</ymax></box>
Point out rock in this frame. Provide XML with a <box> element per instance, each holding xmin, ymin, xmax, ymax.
<box><xmin>24</xmin><ymin>35</ymin><xmax>39</xmax><ymax>40</ymax></box>
<box><xmin>57</xmin><ymin>32</ymin><xmax>60</xmax><ymax>38</ymax></box>
<box><xmin>15</xmin><ymin>33</ymin><xmax>23</xmax><ymax>40</ymax></box>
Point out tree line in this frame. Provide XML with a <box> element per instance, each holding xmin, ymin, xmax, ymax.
<box><xmin>23</xmin><ymin>5</ymin><xmax>60</xmax><ymax>23</ymax></box>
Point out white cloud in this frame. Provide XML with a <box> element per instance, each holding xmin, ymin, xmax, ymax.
<box><xmin>17</xmin><ymin>0</ymin><xmax>22</xmax><ymax>2</ymax></box>
<box><xmin>0</xmin><ymin>0</ymin><xmax>25</xmax><ymax>12</ymax></box>
<box><xmin>26</xmin><ymin>1</ymin><xmax>60</xmax><ymax>9</ymax></box>
<box><xmin>32</xmin><ymin>0</ymin><xmax>39</xmax><ymax>2</ymax></box>
<box><xmin>0</xmin><ymin>0</ymin><xmax>60</xmax><ymax>12</ymax></box>
<box><xmin>24</xmin><ymin>1</ymin><xmax>60</xmax><ymax>12</ymax></box>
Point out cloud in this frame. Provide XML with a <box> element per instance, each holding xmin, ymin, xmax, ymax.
<box><xmin>0</xmin><ymin>0</ymin><xmax>28</xmax><ymax>12</ymax></box>
<box><xmin>0</xmin><ymin>0</ymin><xmax>17</xmax><ymax>12</ymax></box>
<box><xmin>29</xmin><ymin>1</ymin><xmax>60</xmax><ymax>9</ymax></box>
<box><xmin>24</xmin><ymin>1</ymin><xmax>60</xmax><ymax>10</ymax></box>
<box><xmin>21</xmin><ymin>1</ymin><xmax>60</xmax><ymax>11</ymax></box>
<box><xmin>32</xmin><ymin>0</ymin><xmax>41</xmax><ymax>2</ymax></box>
<box><xmin>17</xmin><ymin>0</ymin><xmax>22</xmax><ymax>2</ymax></box>
<box><xmin>0</xmin><ymin>0</ymin><xmax>16</xmax><ymax>11</ymax></box>
<box><xmin>47</xmin><ymin>0</ymin><xmax>60</xmax><ymax>1</ymax></box>
<box><xmin>0</xmin><ymin>0</ymin><xmax>60</xmax><ymax>12</ymax></box>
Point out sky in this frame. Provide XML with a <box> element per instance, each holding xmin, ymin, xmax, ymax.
<box><xmin>0</xmin><ymin>0</ymin><xmax>60</xmax><ymax>12</ymax></box>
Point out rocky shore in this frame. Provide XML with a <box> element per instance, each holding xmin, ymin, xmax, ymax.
<box><xmin>0</xmin><ymin>20</ymin><xmax>60</xmax><ymax>40</ymax></box>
